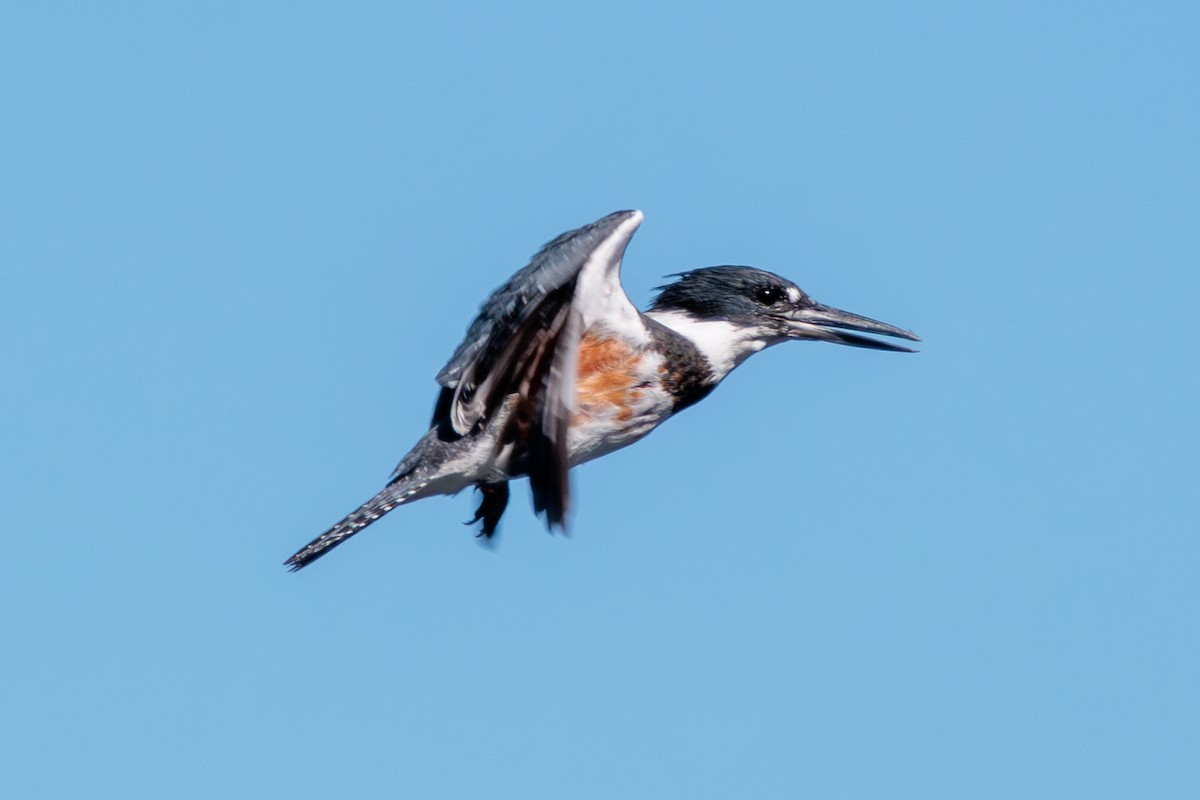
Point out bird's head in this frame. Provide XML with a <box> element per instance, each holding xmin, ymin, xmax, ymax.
<box><xmin>652</xmin><ymin>266</ymin><xmax>919</xmax><ymax>351</ymax></box>
<box><xmin>648</xmin><ymin>266</ymin><xmax>919</xmax><ymax>379</ymax></box>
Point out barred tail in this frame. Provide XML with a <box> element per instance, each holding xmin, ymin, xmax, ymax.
<box><xmin>285</xmin><ymin>475</ymin><xmax>429</xmax><ymax>571</ymax></box>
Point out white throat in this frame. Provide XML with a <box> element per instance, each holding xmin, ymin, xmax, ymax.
<box><xmin>646</xmin><ymin>309</ymin><xmax>774</xmax><ymax>383</ymax></box>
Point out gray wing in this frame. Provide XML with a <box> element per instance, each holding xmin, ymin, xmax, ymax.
<box><xmin>437</xmin><ymin>211</ymin><xmax>641</xmax><ymax>388</ymax></box>
<box><xmin>435</xmin><ymin>210</ymin><xmax>644</xmax><ymax>433</ymax></box>
<box><xmin>430</xmin><ymin>210</ymin><xmax>645</xmax><ymax>526</ymax></box>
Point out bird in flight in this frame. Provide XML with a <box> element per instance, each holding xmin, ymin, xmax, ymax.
<box><xmin>285</xmin><ymin>210</ymin><xmax>918</xmax><ymax>570</ymax></box>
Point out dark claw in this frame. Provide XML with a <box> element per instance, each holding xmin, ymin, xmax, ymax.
<box><xmin>465</xmin><ymin>481</ymin><xmax>509</xmax><ymax>538</ymax></box>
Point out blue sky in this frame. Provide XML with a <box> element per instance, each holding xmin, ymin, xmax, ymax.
<box><xmin>2</xmin><ymin>1</ymin><xmax>1197</xmax><ymax>797</ymax></box>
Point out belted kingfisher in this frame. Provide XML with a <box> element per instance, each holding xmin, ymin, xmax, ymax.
<box><xmin>285</xmin><ymin>210</ymin><xmax>918</xmax><ymax>570</ymax></box>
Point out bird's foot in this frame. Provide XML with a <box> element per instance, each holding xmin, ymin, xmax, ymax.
<box><xmin>464</xmin><ymin>480</ymin><xmax>510</xmax><ymax>538</ymax></box>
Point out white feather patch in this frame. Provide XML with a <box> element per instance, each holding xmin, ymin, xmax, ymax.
<box><xmin>572</xmin><ymin>210</ymin><xmax>646</xmax><ymax>340</ymax></box>
<box><xmin>644</xmin><ymin>309</ymin><xmax>771</xmax><ymax>382</ymax></box>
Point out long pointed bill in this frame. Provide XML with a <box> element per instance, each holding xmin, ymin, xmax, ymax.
<box><xmin>788</xmin><ymin>302</ymin><xmax>921</xmax><ymax>352</ymax></box>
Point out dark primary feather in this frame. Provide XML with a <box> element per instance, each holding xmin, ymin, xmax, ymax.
<box><xmin>488</xmin><ymin>280</ymin><xmax>577</xmax><ymax>526</ymax></box>
<box><xmin>450</xmin><ymin>280</ymin><xmax>575</xmax><ymax>438</ymax></box>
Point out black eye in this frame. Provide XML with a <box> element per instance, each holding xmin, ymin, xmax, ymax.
<box><xmin>755</xmin><ymin>286</ymin><xmax>782</xmax><ymax>305</ymax></box>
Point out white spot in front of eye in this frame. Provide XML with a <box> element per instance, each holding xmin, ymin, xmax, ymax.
<box><xmin>786</xmin><ymin>287</ymin><xmax>800</xmax><ymax>303</ymax></box>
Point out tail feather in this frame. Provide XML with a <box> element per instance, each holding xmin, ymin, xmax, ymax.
<box><xmin>285</xmin><ymin>477</ymin><xmax>429</xmax><ymax>571</ymax></box>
